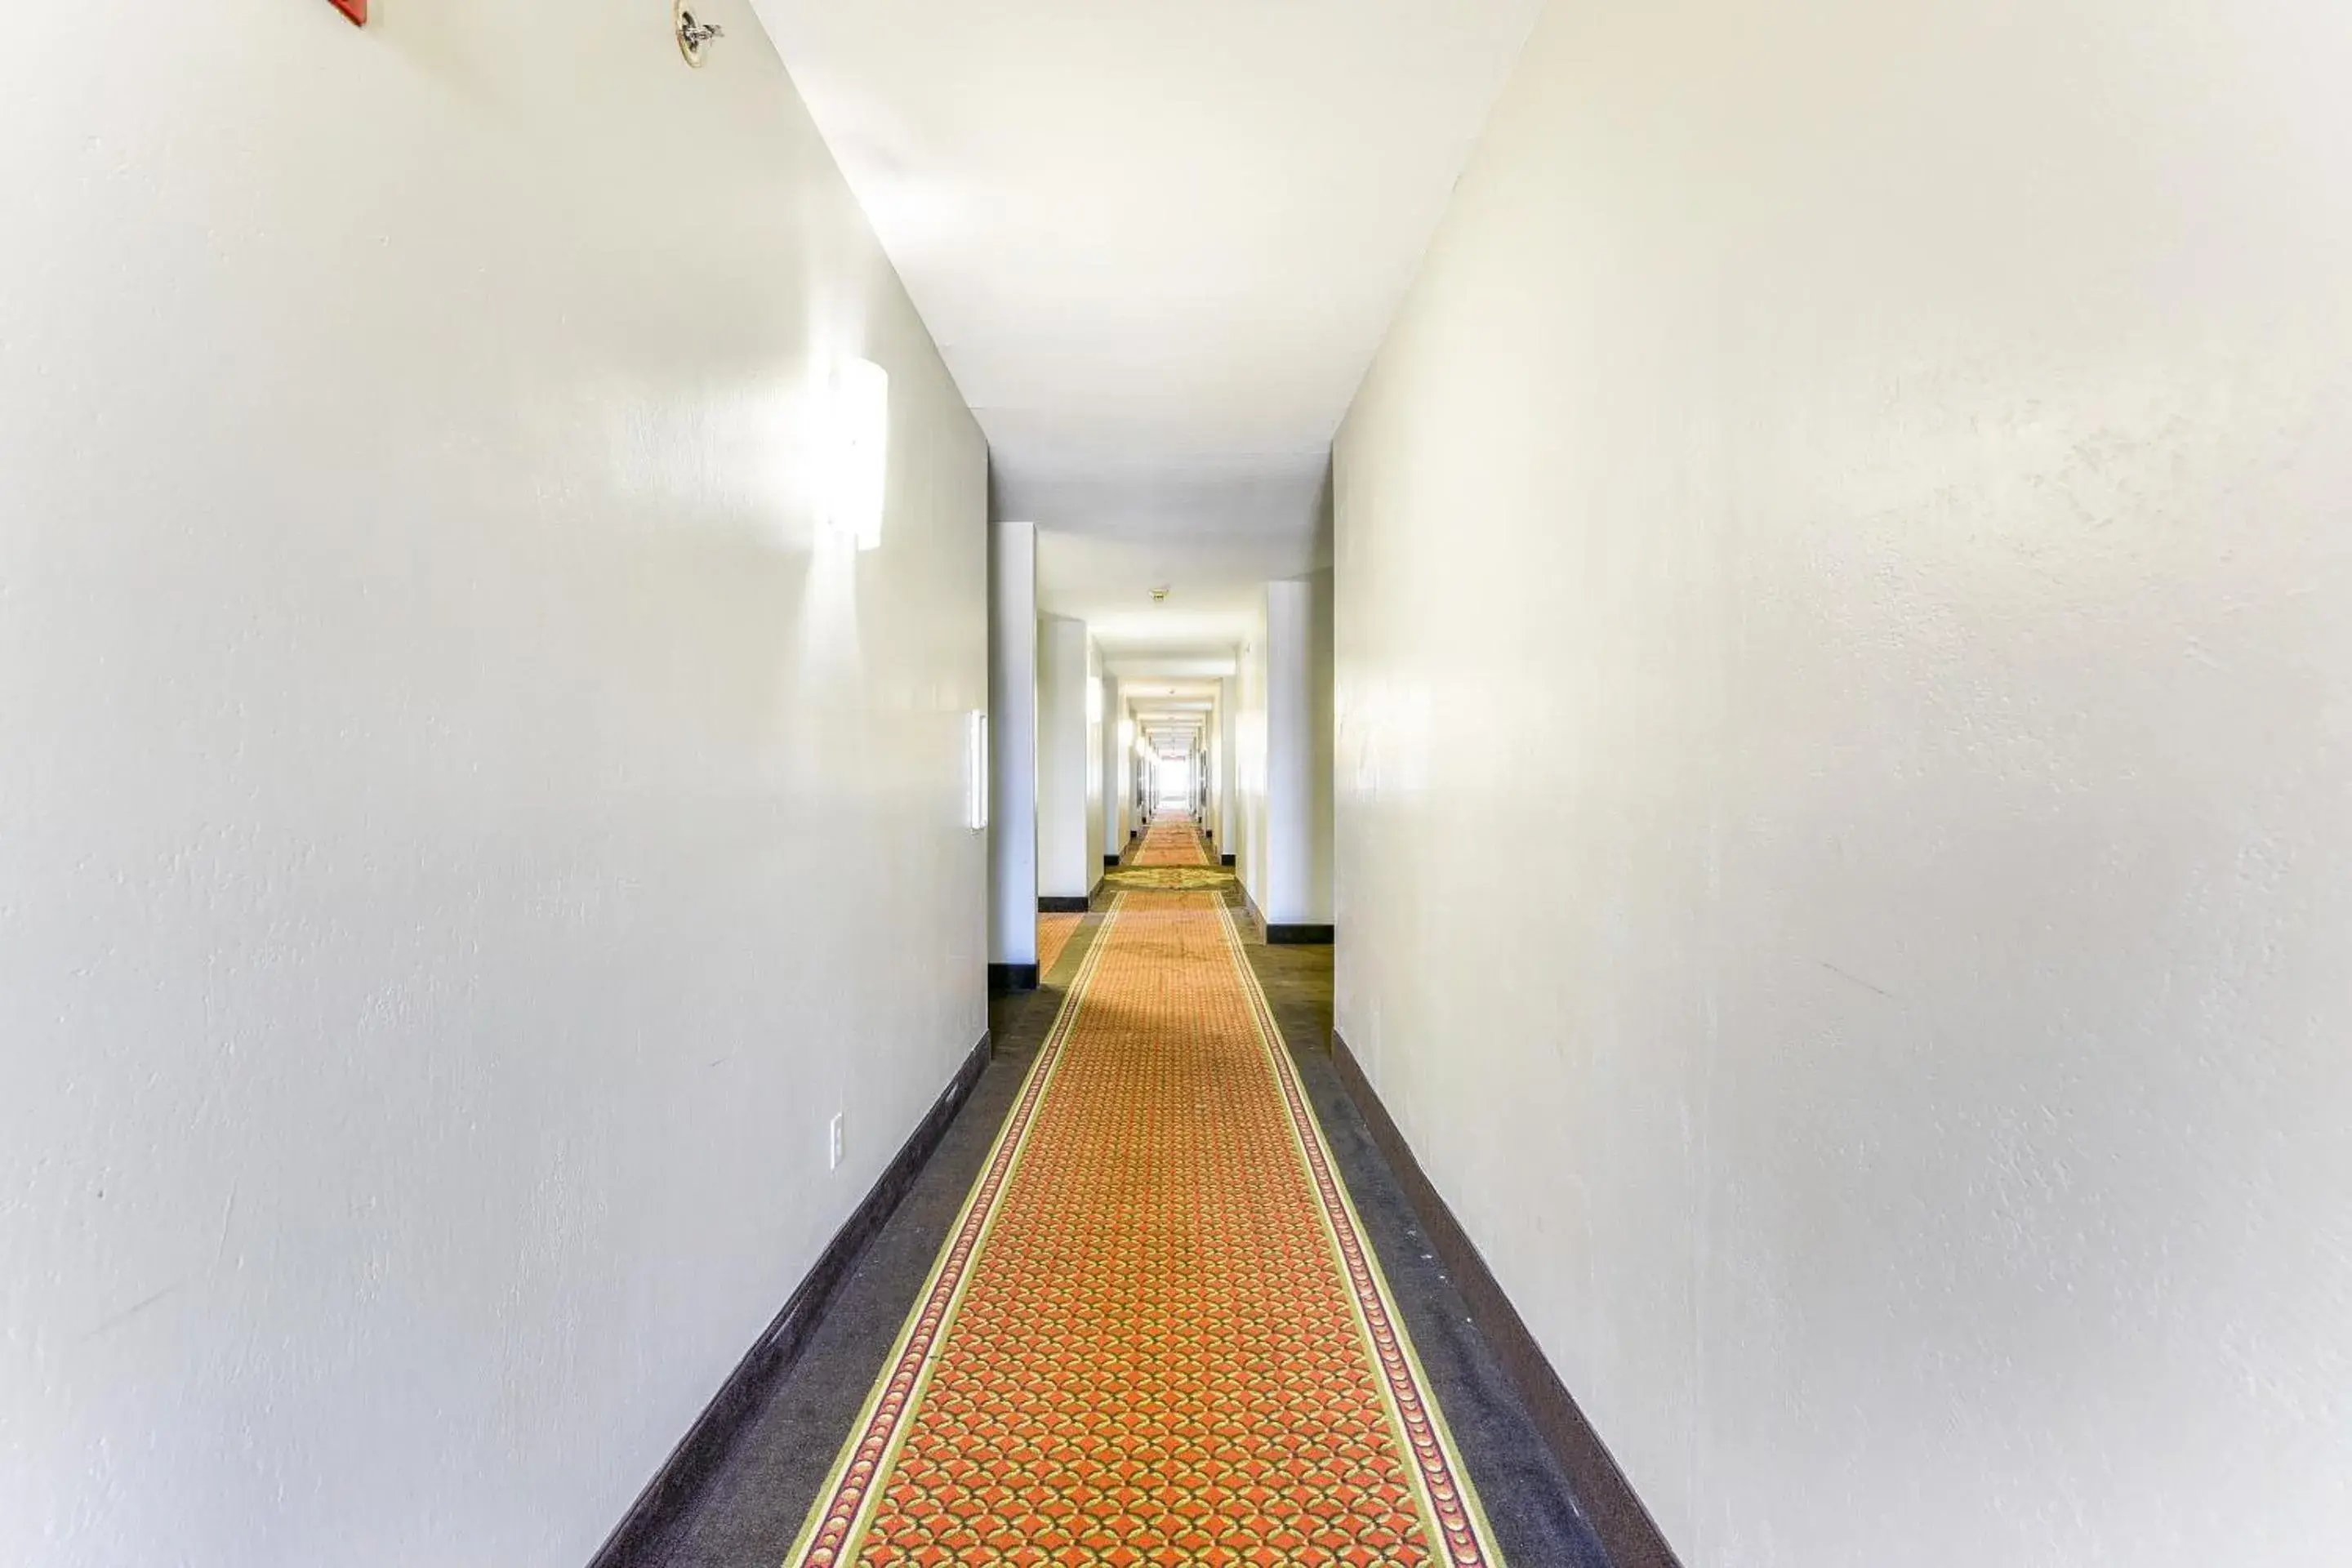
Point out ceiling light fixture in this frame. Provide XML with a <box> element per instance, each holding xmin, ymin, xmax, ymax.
<box><xmin>676</xmin><ymin>1</ymin><xmax>724</xmax><ymax>66</ymax></box>
<box><xmin>1150</xmin><ymin>586</ymin><xmax>1171</xmax><ymax>603</ymax></box>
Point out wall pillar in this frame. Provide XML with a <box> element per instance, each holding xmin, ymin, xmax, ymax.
<box><xmin>1085</xmin><ymin>641</ymin><xmax>1105</xmax><ymax>893</ymax></box>
<box><xmin>1101</xmin><ymin>675</ymin><xmax>1127</xmax><ymax>866</ymax></box>
<box><xmin>1262</xmin><ymin>571</ymin><xmax>1334</xmax><ymax>939</ymax></box>
<box><xmin>1036</xmin><ymin>615</ymin><xmax>1094</xmax><ymax>908</ymax></box>
<box><xmin>1214</xmin><ymin>675</ymin><xmax>1236</xmax><ymax>863</ymax></box>
<box><xmin>987</xmin><ymin>521</ymin><xmax>1039</xmax><ymax>985</ymax></box>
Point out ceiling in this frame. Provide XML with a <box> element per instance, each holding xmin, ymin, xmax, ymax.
<box><xmin>751</xmin><ymin>0</ymin><xmax>1542</xmax><ymax>658</ymax></box>
<box><xmin>1124</xmin><ymin>678</ymin><xmax>1221</xmax><ymax>756</ymax></box>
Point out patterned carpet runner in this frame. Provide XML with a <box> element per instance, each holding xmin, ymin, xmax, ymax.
<box><xmin>785</xmin><ymin>889</ymin><xmax>1504</xmax><ymax>1568</ymax></box>
<box><xmin>1133</xmin><ymin>817</ymin><xmax>1210</xmax><ymax>868</ymax></box>
<box><xmin>1036</xmin><ymin>913</ymin><xmax>1082</xmax><ymax>980</ymax></box>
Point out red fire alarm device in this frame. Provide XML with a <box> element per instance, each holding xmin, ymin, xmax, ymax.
<box><xmin>330</xmin><ymin>0</ymin><xmax>367</xmax><ymax>24</ymax></box>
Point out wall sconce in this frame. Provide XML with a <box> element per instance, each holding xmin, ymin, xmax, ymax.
<box><xmin>966</xmin><ymin>711</ymin><xmax>991</xmax><ymax>832</ymax></box>
<box><xmin>822</xmin><ymin>358</ymin><xmax>890</xmax><ymax>551</ymax></box>
<box><xmin>676</xmin><ymin>2</ymin><xmax>724</xmax><ymax>66</ymax></box>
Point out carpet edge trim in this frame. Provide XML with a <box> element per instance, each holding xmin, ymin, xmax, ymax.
<box><xmin>781</xmin><ymin>898</ymin><xmax>1127</xmax><ymax>1568</ymax></box>
<box><xmin>1211</xmin><ymin>898</ymin><xmax>1510</xmax><ymax>1568</ymax></box>
<box><xmin>1329</xmin><ymin>1031</ymin><xmax>1687</xmax><ymax>1568</ymax></box>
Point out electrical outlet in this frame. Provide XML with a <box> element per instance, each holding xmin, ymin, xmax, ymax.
<box><xmin>828</xmin><ymin>1113</ymin><xmax>844</xmax><ymax>1172</ymax></box>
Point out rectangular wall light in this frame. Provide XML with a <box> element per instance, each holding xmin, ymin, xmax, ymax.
<box><xmin>966</xmin><ymin>710</ymin><xmax>990</xmax><ymax>832</ymax></box>
<box><xmin>823</xmin><ymin>358</ymin><xmax>891</xmax><ymax>551</ymax></box>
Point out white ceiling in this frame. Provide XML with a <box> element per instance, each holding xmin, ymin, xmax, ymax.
<box><xmin>1120</xmin><ymin>677</ymin><xmax>1219</xmax><ymax>755</ymax></box>
<box><xmin>751</xmin><ymin>0</ymin><xmax>1541</xmax><ymax>657</ymax></box>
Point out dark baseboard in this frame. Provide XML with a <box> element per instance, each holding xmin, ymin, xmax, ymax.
<box><xmin>1237</xmin><ymin>884</ymin><xmax>1333</xmax><ymax>947</ymax></box>
<box><xmin>1329</xmin><ymin>1032</ymin><xmax>1683</xmax><ymax>1568</ymax></box>
<box><xmin>987</xmin><ymin>963</ymin><xmax>1040</xmax><ymax>993</ymax></box>
<box><xmin>1221</xmin><ymin>853</ymin><xmax>1236</xmax><ymax>866</ymax></box>
<box><xmin>587</xmin><ymin>1032</ymin><xmax>993</xmax><ymax>1568</ymax></box>
<box><xmin>1105</xmin><ymin>853</ymin><xmax>1121</xmax><ymax>868</ymax></box>
<box><xmin>1038</xmin><ymin>895</ymin><xmax>1090</xmax><ymax>914</ymax></box>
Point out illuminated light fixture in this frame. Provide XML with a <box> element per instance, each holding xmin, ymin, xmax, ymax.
<box><xmin>1150</xmin><ymin>586</ymin><xmax>1171</xmax><ymax>603</ymax></box>
<box><xmin>822</xmin><ymin>358</ymin><xmax>890</xmax><ymax>551</ymax></box>
<box><xmin>966</xmin><ymin>710</ymin><xmax>990</xmax><ymax>831</ymax></box>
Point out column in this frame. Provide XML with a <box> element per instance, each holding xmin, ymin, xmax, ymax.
<box><xmin>1261</xmin><ymin>570</ymin><xmax>1334</xmax><ymax>940</ymax></box>
<box><xmin>1101</xmin><ymin>675</ymin><xmax>1127</xmax><ymax>866</ymax></box>
<box><xmin>987</xmin><ymin>521</ymin><xmax>1038</xmax><ymax>986</ymax></box>
<box><xmin>1214</xmin><ymin>675</ymin><xmax>1236</xmax><ymax>865</ymax></box>
<box><xmin>1036</xmin><ymin>615</ymin><xmax>1094</xmax><ymax>909</ymax></box>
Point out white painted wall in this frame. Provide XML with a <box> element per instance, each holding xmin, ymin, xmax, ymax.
<box><xmin>1085</xmin><ymin>639</ymin><xmax>1107</xmax><ymax>893</ymax></box>
<box><xmin>1216</xmin><ymin>675</ymin><xmax>1239</xmax><ymax>862</ymax></box>
<box><xmin>0</xmin><ymin>4</ymin><xmax>989</xmax><ymax>1566</ymax></box>
<box><xmin>1263</xmin><ymin>572</ymin><xmax>1336</xmax><ymax>926</ymax></box>
<box><xmin>1035</xmin><ymin>614</ymin><xmax>1094</xmax><ymax>902</ymax></box>
<box><xmin>1233</xmin><ymin>609</ymin><xmax>1273</xmax><ymax>914</ymax></box>
<box><xmin>1335</xmin><ymin>2</ymin><xmax>2352</xmax><ymax>1565</ymax></box>
<box><xmin>1101</xmin><ymin>675</ymin><xmax>1129</xmax><ymax>863</ymax></box>
<box><xmin>1205</xmin><ymin>687</ymin><xmax>1223</xmax><ymax>854</ymax></box>
<box><xmin>987</xmin><ymin>522</ymin><xmax>1040</xmax><ymax>965</ymax></box>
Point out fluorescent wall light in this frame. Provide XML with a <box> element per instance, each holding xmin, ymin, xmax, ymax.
<box><xmin>822</xmin><ymin>358</ymin><xmax>890</xmax><ymax>551</ymax></box>
<box><xmin>966</xmin><ymin>710</ymin><xmax>990</xmax><ymax>831</ymax></box>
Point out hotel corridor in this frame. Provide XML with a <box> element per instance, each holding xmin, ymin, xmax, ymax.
<box><xmin>11</xmin><ymin>2</ymin><xmax>2349</xmax><ymax>1564</ymax></box>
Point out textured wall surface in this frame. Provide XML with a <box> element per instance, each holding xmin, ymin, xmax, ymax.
<box><xmin>1036</xmin><ymin>616</ymin><xmax>1094</xmax><ymax>900</ymax></box>
<box><xmin>1085</xmin><ymin>639</ymin><xmax>1106</xmax><ymax>891</ymax></box>
<box><xmin>1217</xmin><ymin>675</ymin><xmax>1239</xmax><ymax>858</ymax></box>
<box><xmin>0</xmin><ymin>3</ymin><xmax>987</xmax><ymax>1564</ymax></box>
<box><xmin>1263</xmin><ymin>572</ymin><xmax>1338</xmax><ymax>925</ymax></box>
<box><xmin>1234</xmin><ymin>602</ymin><xmax>1273</xmax><ymax>911</ymax></box>
<box><xmin>1102</xmin><ymin>674</ymin><xmax>1129</xmax><ymax>860</ymax></box>
<box><xmin>988</xmin><ymin>522</ymin><xmax>1040</xmax><ymax>965</ymax></box>
<box><xmin>1334</xmin><ymin>0</ymin><xmax>2352</xmax><ymax>1563</ymax></box>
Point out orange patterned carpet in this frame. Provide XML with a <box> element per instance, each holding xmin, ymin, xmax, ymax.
<box><xmin>1036</xmin><ymin>914</ymin><xmax>1082</xmax><ymax>980</ymax></box>
<box><xmin>1133</xmin><ymin>818</ymin><xmax>1210</xmax><ymax>868</ymax></box>
<box><xmin>786</xmin><ymin>889</ymin><xmax>1504</xmax><ymax>1568</ymax></box>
